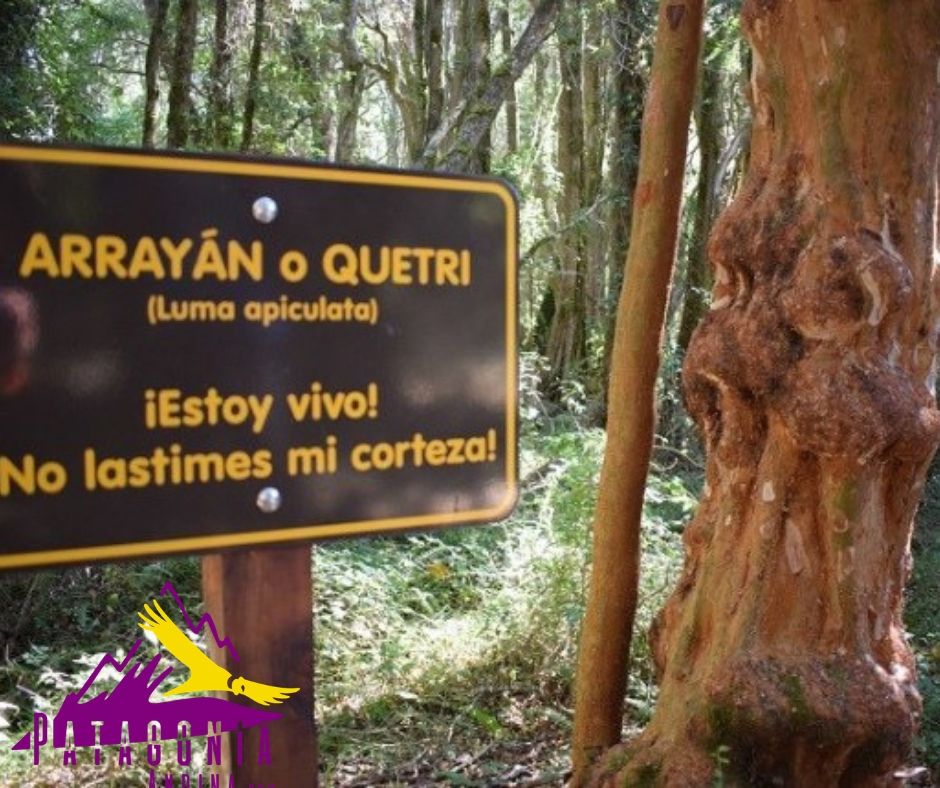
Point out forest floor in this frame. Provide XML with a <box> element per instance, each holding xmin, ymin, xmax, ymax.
<box><xmin>0</xmin><ymin>405</ymin><xmax>938</xmax><ymax>787</ymax></box>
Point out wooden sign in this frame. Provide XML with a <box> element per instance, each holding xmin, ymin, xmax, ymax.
<box><xmin>0</xmin><ymin>144</ymin><xmax>518</xmax><ymax>570</ymax></box>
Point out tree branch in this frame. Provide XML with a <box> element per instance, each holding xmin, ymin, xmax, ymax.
<box><xmin>418</xmin><ymin>0</ymin><xmax>562</xmax><ymax>171</ymax></box>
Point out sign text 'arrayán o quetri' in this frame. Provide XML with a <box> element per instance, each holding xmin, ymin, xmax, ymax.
<box><xmin>0</xmin><ymin>145</ymin><xmax>518</xmax><ymax>570</ymax></box>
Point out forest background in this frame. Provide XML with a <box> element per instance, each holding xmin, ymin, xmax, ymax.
<box><xmin>0</xmin><ymin>0</ymin><xmax>938</xmax><ymax>785</ymax></box>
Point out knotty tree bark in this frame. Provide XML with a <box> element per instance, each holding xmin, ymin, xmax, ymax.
<box><xmin>166</xmin><ymin>0</ymin><xmax>197</xmax><ymax>149</ymax></box>
<box><xmin>570</xmin><ymin>0</ymin><xmax>704</xmax><ymax>779</ymax></box>
<box><xmin>591</xmin><ymin>0</ymin><xmax>940</xmax><ymax>784</ymax></box>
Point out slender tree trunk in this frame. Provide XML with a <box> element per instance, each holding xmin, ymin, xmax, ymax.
<box><xmin>142</xmin><ymin>0</ymin><xmax>170</xmax><ymax>148</ymax></box>
<box><xmin>581</xmin><ymin>2</ymin><xmax>608</xmax><ymax>331</ymax></box>
<box><xmin>425</xmin><ymin>0</ymin><xmax>445</xmax><ymax>144</ymax></box>
<box><xmin>334</xmin><ymin>0</ymin><xmax>365</xmax><ymax>161</ymax></box>
<box><xmin>544</xmin><ymin>4</ymin><xmax>586</xmax><ymax>392</ymax></box>
<box><xmin>413</xmin><ymin>0</ymin><xmax>428</xmax><ymax>132</ymax></box>
<box><xmin>601</xmin><ymin>0</ymin><xmax>645</xmax><ymax>416</ymax></box>
<box><xmin>452</xmin><ymin>0</ymin><xmax>491</xmax><ymax>173</ymax></box>
<box><xmin>166</xmin><ymin>0</ymin><xmax>198</xmax><ymax>149</ymax></box>
<box><xmin>676</xmin><ymin>40</ymin><xmax>721</xmax><ymax>352</ymax></box>
<box><xmin>570</xmin><ymin>0</ymin><xmax>704</xmax><ymax>780</ymax></box>
<box><xmin>499</xmin><ymin>1</ymin><xmax>517</xmax><ymax>156</ymax></box>
<box><xmin>208</xmin><ymin>0</ymin><xmax>234</xmax><ymax>149</ymax></box>
<box><xmin>241</xmin><ymin>0</ymin><xmax>266</xmax><ymax>152</ymax></box>
<box><xmin>474</xmin><ymin>0</ymin><xmax>492</xmax><ymax>172</ymax></box>
<box><xmin>595</xmin><ymin>0</ymin><xmax>940</xmax><ymax>784</ymax></box>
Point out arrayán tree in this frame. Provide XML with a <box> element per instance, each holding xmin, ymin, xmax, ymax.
<box><xmin>575</xmin><ymin>0</ymin><xmax>940</xmax><ymax>784</ymax></box>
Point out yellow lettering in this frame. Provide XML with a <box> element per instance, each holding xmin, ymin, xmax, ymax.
<box><xmin>18</xmin><ymin>233</ymin><xmax>59</xmax><ymax>278</ymax></box>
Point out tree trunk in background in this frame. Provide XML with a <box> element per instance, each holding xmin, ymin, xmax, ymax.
<box><xmin>334</xmin><ymin>0</ymin><xmax>365</xmax><ymax>161</ymax></box>
<box><xmin>453</xmin><ymin>0</ymin><xmax>492</xmax><ymax>173</ymax></box>
<box><xmin>425</xmin><ymin>0</ymin><xmax>444</xmax><ymax>144</ymax></box>
<box><xmin>240</xmin><ymin>0</ymin><xmax>266</xmax><ymax>152</ymax></box>
<box><xmin>208</xmin><ymin>0</ymin><xmax>234</xmax><ymax>149</ymax></box>
<box><xmin>421</xmin><ymin>0</ymin><xmax>560</xmax><ymax>172</ymax></box>
<box><xmin>601</xmin><ymin>0</ymin><xmax>645</xmax><ymax>416</ymax></box>
<box><xmin>413</xmin><ymin>0</ymin><xmax>428</xmax><ymax>138</ymax></box>
<box><xmin>166</xmin><ymin>0</ymin><xmax>197</xmax><ymax>149</ymax></box>
<box><xmin>142</xmin><ymin>0</ymin><xmax>170</xmax><ymax>148</ymax></box>
<box><xmin>527</xmin><ymin>45</ymin><xmax>554</xmax><ymax>353</ymax></box>
<box><xmin>596</xmin><ymin>0</ymin><xmax>940</xmax><ymax>784</ymax></box>
<box><xmin>499</xmin><ymin>0</ymin><xmax>517</xmax><ymax>156</ymax></box>
<box><xmin>570</xmin><ymin>0</ymin><xmax>704</xmax><ymax>779</ymax></box>
<box><xmin>676</xmin><ymin>37</ymin><xmax>721</xmax><ymax>352</ymax></box>
<box><xmin>581</xmin><ymin>3</ymin><xmax>607</xmax><ymax>329</ymax></box>
<box><xmin>544</xmin><ymin>4</ymin><xmax>586</xmax><ymax>393</ymax></box>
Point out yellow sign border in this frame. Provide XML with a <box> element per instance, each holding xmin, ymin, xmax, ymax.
<box><xmin>0</xmin><ymin>145</ymin><xmax>518</xmax><ymax>570</ymax></box>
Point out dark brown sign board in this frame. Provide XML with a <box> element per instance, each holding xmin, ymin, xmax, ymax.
<box><xmin>0</xmin><ymin>144</ymin><xmax>518</xmax><ymax>571</ymax></box>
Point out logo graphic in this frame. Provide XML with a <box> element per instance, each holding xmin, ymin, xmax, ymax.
<box><xmin>12</xmin><ymin>581</ymin><xmax>297</xmax><ymax>784</ymax></box>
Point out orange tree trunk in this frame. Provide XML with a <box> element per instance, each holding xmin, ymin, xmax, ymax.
<box><xmin>594</xmin><ymin>0</ymin><xmax>940</xmax><ymax>785</ymax></box>
<box><xmin>571</xmin><ymin>0</ymin><xmax>704</xmax><ymax>779</ymax></box>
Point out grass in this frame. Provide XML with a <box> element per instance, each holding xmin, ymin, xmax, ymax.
<box><xmin>314</xmin><ymin>413</ymin><xmax>689</xmax><ymax>783</ymax></box>
<box><xmin>0</xmin><ymin>400</ymin><xmax>694</xmax><ymax>786</ymax></box>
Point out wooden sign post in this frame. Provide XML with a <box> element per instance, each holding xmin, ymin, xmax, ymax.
<box><xmin>203</xmin><ymin>545</ymin><xmax>317</xmax><ymax>786</ymax></box>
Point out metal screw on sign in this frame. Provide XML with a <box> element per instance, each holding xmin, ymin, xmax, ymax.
<box><xmin>256</xmin><ymin>487</ymin><xmax>282</xmax><ymax>513</ymax></box>
<box><xmin>252</xmin><ymin>196</ymin><xmax>278</xmax><ymax>223</ymax></box>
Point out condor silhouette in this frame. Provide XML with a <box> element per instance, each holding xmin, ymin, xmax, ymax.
<box><xmin>139</xmin><ymin>599</ymin><xmax>299</xmax><ymax>706</ymax></box>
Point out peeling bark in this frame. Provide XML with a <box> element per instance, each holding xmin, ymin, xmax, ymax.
<box><xmin>595</xmin><ymin>0</ymin><xmax>940</xmax><ymax>785</ymax></box>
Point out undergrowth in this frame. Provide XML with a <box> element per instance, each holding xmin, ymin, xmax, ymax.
<box><xmin>906</xmin><ymin>456</ymin><xmax>940</xmax><ymax>783</ymax></box>
<box><xmin>313</xmin><ymin>407</ymin><xmax>692</xmax><ymax>784</ymax></box>
<box><xmin>0</xmin><ymin>381</ymin><xmax>695</xmax><ymax>785</ymax></box>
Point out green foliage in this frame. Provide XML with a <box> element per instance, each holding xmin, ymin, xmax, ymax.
<box><xmin>0</xmin><ymin>348</ymin><xmax>701</xmax><ymax>781</ymax></box>
<box><xmin>312</xmin><ymin>394</ymin><xmax>693</xmax><ymax>777</ymax></box>
<box><xmin>0</xmin><ymin>558</ymin><xmax>200</xmax><ymax>784</ymax></box>
<box><xmin>13</xmin><ymin>0</ymin><xmax>149</xmax><ymax>144</ymax></box>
